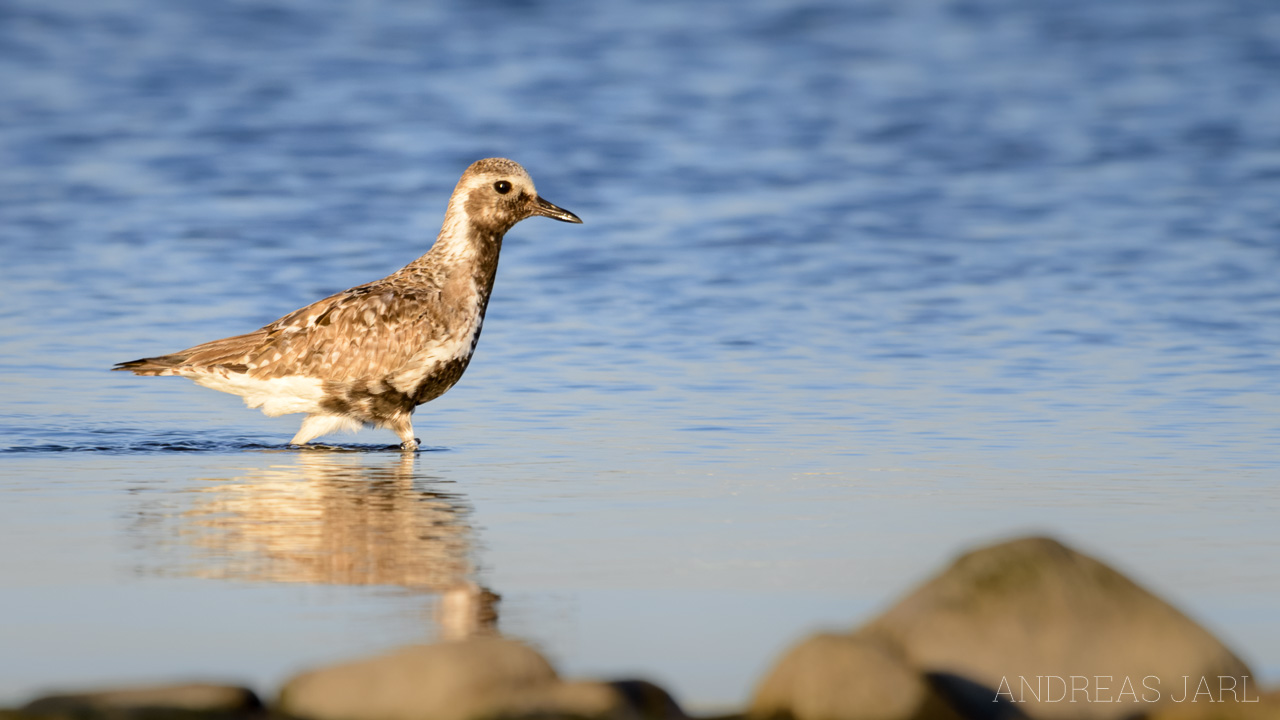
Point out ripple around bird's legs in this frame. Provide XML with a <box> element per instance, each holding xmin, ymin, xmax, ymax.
<box><xmin>0</xmin><ymin>438</ymin><xmax>449</xmax><ymax>455</ymax></box>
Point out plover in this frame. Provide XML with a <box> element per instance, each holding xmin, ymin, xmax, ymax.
<box><xmin>114</xmin><ymin>158</ymin><xmax>581</xmax><ymax>450</ymax></box>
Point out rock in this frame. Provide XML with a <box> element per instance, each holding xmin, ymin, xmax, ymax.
<box><xmin>605</xmin><ymin>681</ymin><xmax>687</xmax><ymax>720</ymax></box>
<box><xmin>748</xmin><ymin>633</ymin><xmax>964</xmax><ymax>720</ymax></box>
<box><xmin>855</xmin><ymin>536</ymin><xmax>1252</xmax><ymax>720</ymax></box>
<box><xmin>519</xmin><ymin>680</ymin><xmax>685</xmax><ymax>720</ymax></box>
<box><xmin>277</xmin><ymin>637</ymin><xmax>685</xmax><ymax>720</ymax></box>
<box><xmin>278</xmin><ymin>638</ymin><xmax>553</xmax><ymax>720</ymax></box>
<box><xmin>17</xmin><ymin>684</ymin><xmax>262</xmax><ymax>719</ymax></box>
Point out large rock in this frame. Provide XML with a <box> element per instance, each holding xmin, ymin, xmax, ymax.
<box><xmin>749</xmin><ymin>633</ymin><xmax>964</xmax><ymax>720</ymax></box>
<box><xmin>855</xmin><ymin>537</ymin><xmax>1252</xmax><ymax>720</ymax></box>
<box><xmin>277</xmin><ymin>637</ymin><xmax>683</xmax><ymax>720</ymax></box>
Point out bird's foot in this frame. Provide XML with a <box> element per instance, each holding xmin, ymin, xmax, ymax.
<box><xmin>400</xmin><ymin>437</ymin><xmax>421</xmax><ymax>452</ymax></box>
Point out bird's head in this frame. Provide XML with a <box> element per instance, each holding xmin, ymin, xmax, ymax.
<box><xmin>454</xmin><ymin>158</ymin><xmax>582</xmax><ymax>234</ymax></box>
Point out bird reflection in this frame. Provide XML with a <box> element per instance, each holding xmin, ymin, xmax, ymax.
<box><xmin>138</xmin><ymin>451</ymin><xmax>498</xmax><ymax>639</ymax></box>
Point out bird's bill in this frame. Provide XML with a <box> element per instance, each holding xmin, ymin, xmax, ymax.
<box><xmin>533</xmin><ymin>196</ymin><xmax>583</xmax><ymax>223</ymax></box>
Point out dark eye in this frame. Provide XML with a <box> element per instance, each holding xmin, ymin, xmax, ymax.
<box><xmin>494</xmin><ymin>180</ymin><xmax>512</xmax><ymax>195</ymax></box>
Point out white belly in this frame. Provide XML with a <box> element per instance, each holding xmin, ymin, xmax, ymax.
<box><xmin>187</xmin><ymin>370</ymin><xmax>326</xmax><ymax>417</ymax></box>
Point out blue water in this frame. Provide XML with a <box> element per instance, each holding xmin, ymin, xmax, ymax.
<box><xmin>1</xmin><ymin>0</ymin><xmax>1278</xmax><ymax>709</ymax></box>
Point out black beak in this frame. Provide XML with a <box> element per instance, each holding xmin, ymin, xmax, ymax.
<box><xmin>533</xmin><ymin>196</ymin><xmax>583</xmax><ymax>224</ymax></box>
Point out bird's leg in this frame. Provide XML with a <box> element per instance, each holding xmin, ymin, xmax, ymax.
<box><xmin>291</xmin><ymin>414</ymin><xmax>361</xmax><ymax>447</ymax></box>
<box><xmin>389</xmin><ymin>415</ymin><xmax>420</xmax><ymax>451</ymax></box>
<box><xmin>290</xmin><ymin>415</ymin><xmax>325</xmax><ymax>446</ymax></box>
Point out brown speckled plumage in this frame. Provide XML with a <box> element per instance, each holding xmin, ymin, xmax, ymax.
<box><xmin>114</xmin><ymin>158</ymin><xmax>582</xmax><ymax>449</ymax></box>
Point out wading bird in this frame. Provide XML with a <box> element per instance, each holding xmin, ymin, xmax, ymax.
<box><xmin>114</xmin><ymin>158</ymin><xmax>582</xmax><ymax>449</ymax></box>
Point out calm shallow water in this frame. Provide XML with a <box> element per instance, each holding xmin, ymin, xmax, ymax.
<box><xmin>2</xmin><ymin>0</ymin><xmax>1279</xmax><ymax>709</ymax></box>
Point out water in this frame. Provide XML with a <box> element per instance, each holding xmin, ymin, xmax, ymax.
<box><xmin>2</xmin><ymin>0</ymin><xmax>1279</xmax><ymax>710</ymax></box>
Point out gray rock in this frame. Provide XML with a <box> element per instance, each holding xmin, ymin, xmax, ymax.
<box><xmin>749</xmin><ymin>633</ymin><xmax>964</xmax><ymax>720</ymax></box>
<box><xmin>277</xmin><ymin>637</ymin><xmax>684</xmax><ymax>720</ymax></box>
<box><xmin>856</xmin><ymin>536</ymin><xmax>1252</xmax><ymax>720</ymax></box>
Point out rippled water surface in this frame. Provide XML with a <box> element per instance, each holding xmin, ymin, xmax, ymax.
<box><xmin>2</xmin><ymin>0</ymin><xmax>1279</xmax><ymax>708</ymax></box>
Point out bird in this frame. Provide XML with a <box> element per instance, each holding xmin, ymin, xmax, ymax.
<box><xmin>114</xmin><ymin>158</ymin><xmax>582</xmax><ymax>450</ymax></box>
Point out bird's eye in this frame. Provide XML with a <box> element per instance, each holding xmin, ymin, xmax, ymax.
<box><xmin>494</xmin><ymin>180</ymin><xmax>512</xmax><ymax>195</ymax></box>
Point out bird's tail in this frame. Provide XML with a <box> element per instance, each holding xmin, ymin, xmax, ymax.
<box><xmin>112</xmin><ymin>330</ymin><xmax>266</xmax><ymax>376</ymax></box>
<box><xmin>112</xmin><ymin>354</ymin><xmax>190</xmax><ymax>376</ymax></box>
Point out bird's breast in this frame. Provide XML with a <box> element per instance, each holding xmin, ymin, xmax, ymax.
<box><xmin>387</xmin><ymin>289</ymin><xmax>487</xmax><ymax>398</ymax></box>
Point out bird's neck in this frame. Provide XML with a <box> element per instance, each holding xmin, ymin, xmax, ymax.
<box><xmin>401</xmin><ymin>207</ymin><xmax>505</xmax><ymax>308</ymax></box>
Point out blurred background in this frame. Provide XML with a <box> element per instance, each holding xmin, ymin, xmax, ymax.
<box><xmin>0</xmin><ymin>0</ymin><xmax>1278</xmax><ymax>711</ymax></box>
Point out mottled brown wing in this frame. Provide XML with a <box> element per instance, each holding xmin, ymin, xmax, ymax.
<box><xmin>240</xmin><ymin>282</ymin><xmax>448</xmax><ymax>382</ymax></box>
